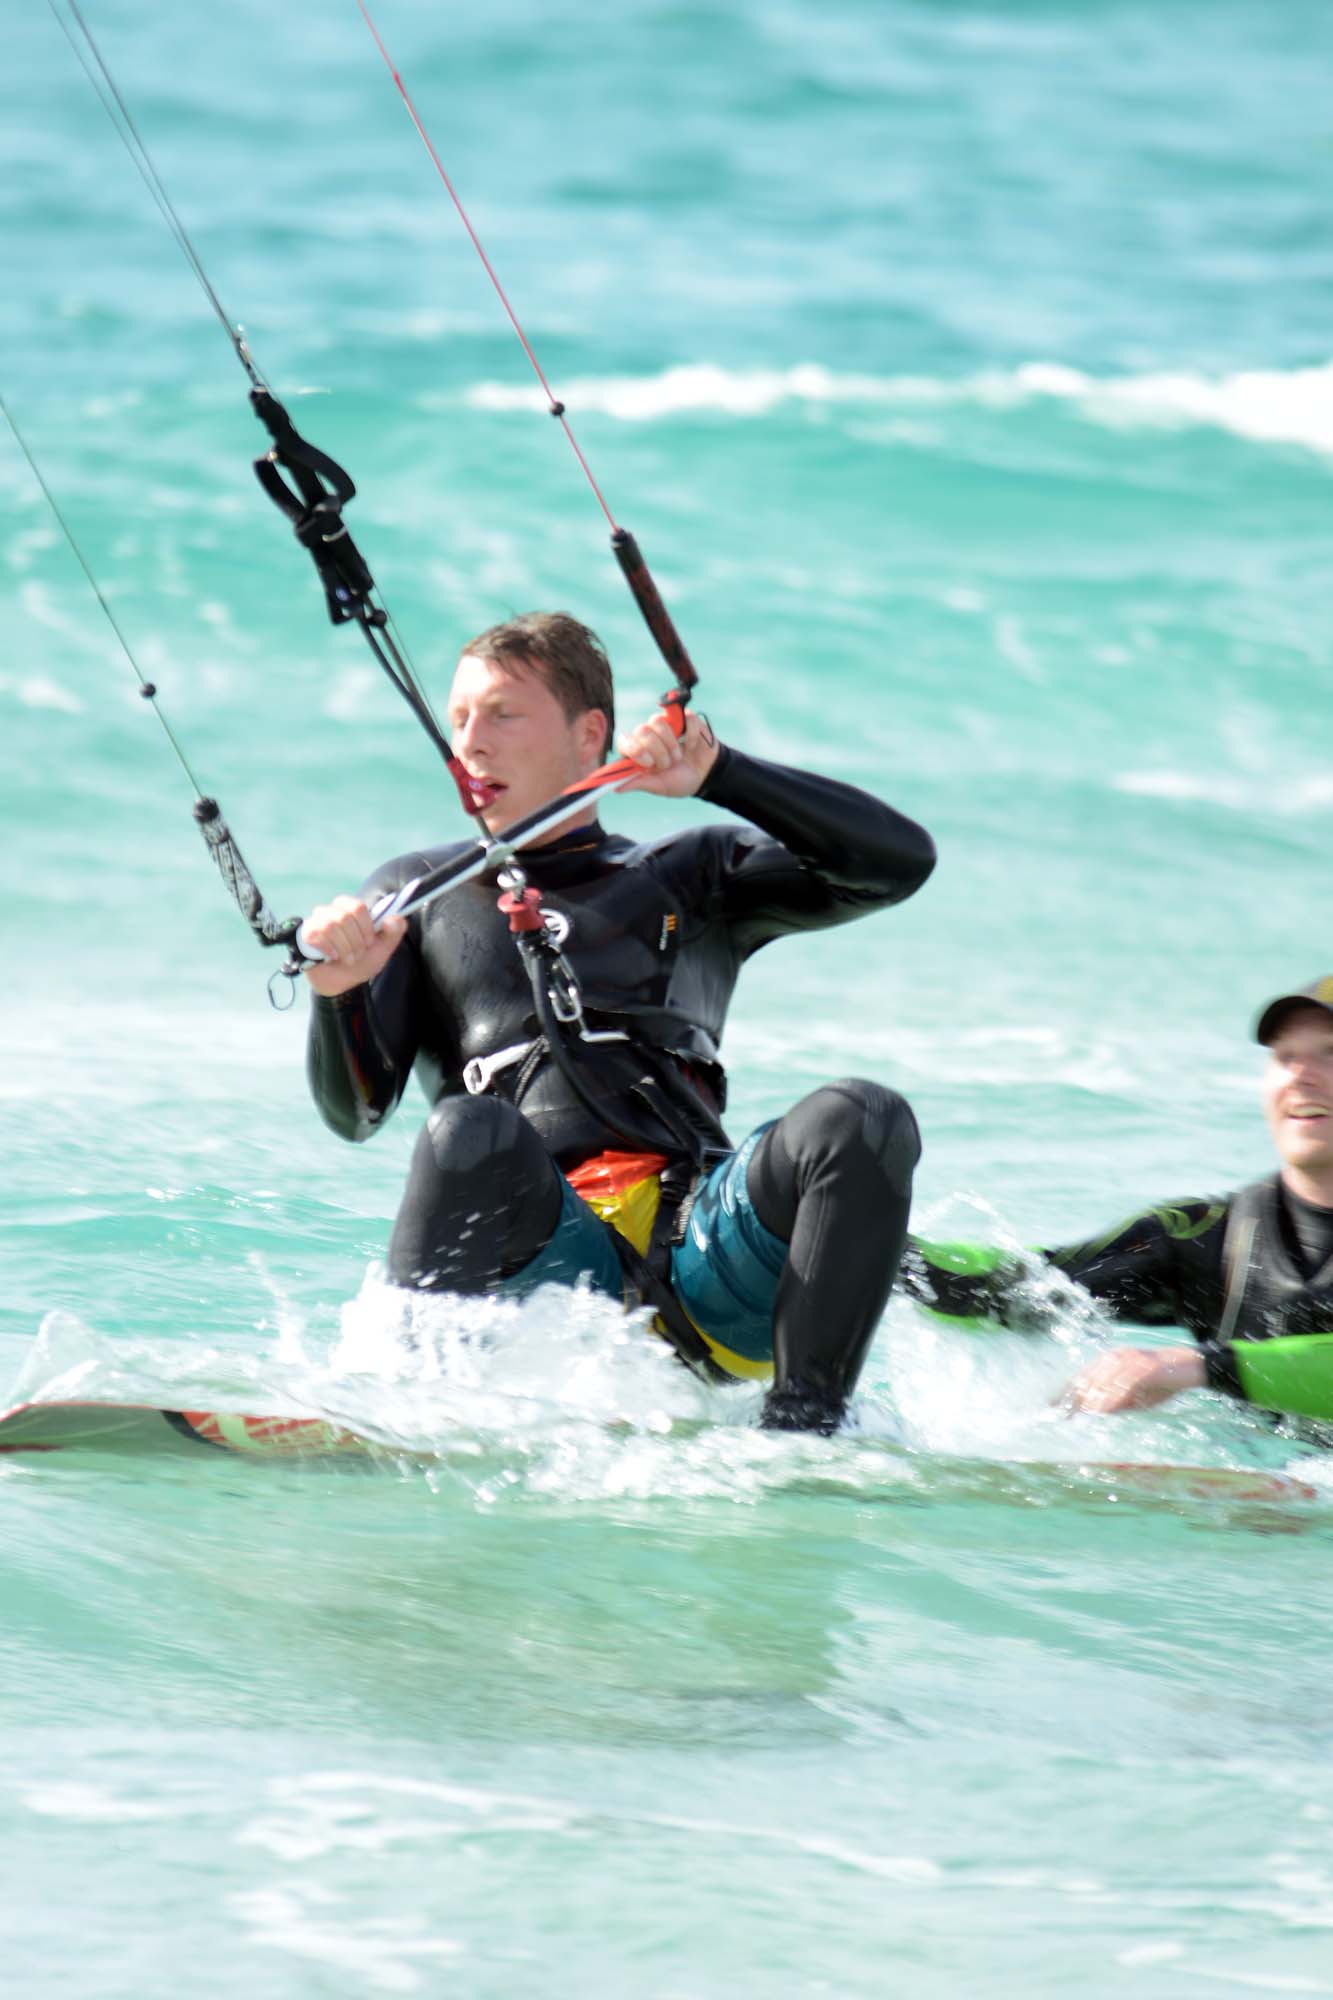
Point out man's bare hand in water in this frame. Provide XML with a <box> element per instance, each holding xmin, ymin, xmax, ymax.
<box><xmin>1060</xmin><ymin>1344</ymin><xmax>1206</xmax><ymax>1414</ymax></box>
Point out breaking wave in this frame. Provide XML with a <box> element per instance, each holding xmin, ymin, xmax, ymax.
<box><xmin>463</xmin><ymin>358</ymin><xmax>1333</xmax><ymax>455</ymax></box>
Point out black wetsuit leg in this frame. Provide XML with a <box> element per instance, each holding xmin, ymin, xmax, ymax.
<box><xmin>746</xmin><ymin>1079</ymin><xmax>921</xmax><ymax>1433</ymax></box>
<box><xmin>388</xmin><ymin>1094</ymin><xmax>564</xmax><ymax>1291</ymax></box>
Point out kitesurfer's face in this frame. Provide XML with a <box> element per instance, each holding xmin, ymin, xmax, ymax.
<box><xmin>448</xmin><ymin>652</ymin><xmax>607</xmax><ymax>838</ymax></box>
<box><xmin>1264</xmin><ymin>1009</ymin><xmax>1333</xmax><ymax>1180</ymax></box>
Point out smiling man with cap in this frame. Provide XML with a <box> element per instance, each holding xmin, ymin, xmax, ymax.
<box><xmin>901</xmin><ymin>978</ymin><xmax>1333</xmax><ymax>1426</ymax></box>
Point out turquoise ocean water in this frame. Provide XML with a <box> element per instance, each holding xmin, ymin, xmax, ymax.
<box><xmin>5</xmin><ymin>2</ymin><xmax>1333</xmax><ymax>1992</ymax></box>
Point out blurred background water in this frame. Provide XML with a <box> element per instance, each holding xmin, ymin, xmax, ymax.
<box><xmin>3</xmin><ymin>2</ymin><xmax>1333</xmax><ymax>1994</ymax></box>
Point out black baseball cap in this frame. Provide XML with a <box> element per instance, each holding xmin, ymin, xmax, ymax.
<box><xmin>1254</xmin><ymin>976</ymin><xmax>1333</xmax><ymax>1045</ymax></box>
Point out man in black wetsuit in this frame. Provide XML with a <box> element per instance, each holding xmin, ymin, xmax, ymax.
<box><xmin>303</xmin><ymin>612</ymin><xmax>936</xmax><ymax>1432</ymax></box>
<box><xmin>905</xmin><ymin>978</ymin><xmax>1333</xmax><ymax>1427</ymax></box>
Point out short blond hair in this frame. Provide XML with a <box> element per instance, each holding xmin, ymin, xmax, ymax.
<box><xmin>462</xmin><ymin>612</ymin><xmax>614</xmax><ymax>758</ymax></box>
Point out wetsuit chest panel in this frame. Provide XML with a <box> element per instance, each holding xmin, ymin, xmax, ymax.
<box><xmin>408</xmin><ymin>836</ymin><xmax>726</xmax><ymax>1061</ymax></box>
<box><xmin>367</xmin><ymin>829</ymin><xmax>740</xmax><ymax>1163</ymax></box>
<box><xmin>1214</xmin><ymin>1179</ymin><xmax>1333</xmax><ymax>1342</ymax></box>
<box><xmin>308</xmin><ymin>751</ymin><xmax>937</xmax><ymax>1152</ymax></box>
<box><xmin>1282</xmin><ymin>1188</ymin><xmax>1333</xmax><ymax>1287</ymax></box>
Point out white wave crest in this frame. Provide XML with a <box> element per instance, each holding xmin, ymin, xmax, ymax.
<box><xmin>1115</xmin><ymin>769</ymin><xmax>1333</xmax><ymax>814</ymax></box>
<box><xmin>0</xmin><ymin>671</ymin><xmax>84</xmax><ymax>714</ymax></box>
<box><xmin>463</xmin><ymin>357</ymin><xmax>1333</xmax><ymax>454</ymax></box>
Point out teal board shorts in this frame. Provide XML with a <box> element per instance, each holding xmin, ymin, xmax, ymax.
<box><xmin>498</xmin><ymin>1124</ymin><xmax>786</xmax><ymax>1369</ymax></box>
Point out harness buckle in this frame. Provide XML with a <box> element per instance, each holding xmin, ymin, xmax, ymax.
<box><xmin>462</xmin><ymin>1040</ymin><xmax>536</xmax><ymax>1095</ymax></box>
<box><xmin>549</xmin><ymin>953</ymin><xmax>584</xmax><ymax>1025</ymax></box>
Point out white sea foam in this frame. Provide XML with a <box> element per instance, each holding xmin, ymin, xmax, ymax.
<box><xmin>18</xmin><ymin>578</ymin><xmax>98</xmax><ymax>645</ymax></box>
<box><xmin>463</xmin><ymin>357</ymin><xmax>1333</xmax><ymax>456</ymax></box>
<box><xmin>1117</xmin><ymin>1943</ymin><xmax>1187</xmax><ymax>1968</ymax></box>
<box><xmin>228</xmin><ymin>1886</ymin><xmax>463</xmax><ymax>1995</ymax></box>
<box><xmin>20</xmin><ymin>1782</ymin><xmax>172</xmax><ymax>1823</ymax></box>
<box><xmin>239</xmin><ymin>1768</ymin><xmax>942</xmax><ymax>1891</ymax></box>
<box><xmin>1115</xmin><ymin>768</ymin><xmax>1333</xmax><ymax>815</ymax></box>
<box><xmin>1</xmin><ymin>672</ymin><xmax>84</xmax><ymax>713</ymax></box>
<box><xmin>3</xmin><ymin>524</ymin><xmax>58</xmax><ymax>572</ymax></box>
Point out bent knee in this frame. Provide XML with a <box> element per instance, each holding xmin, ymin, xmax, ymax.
<box><xmin>799</xmin><ymin>1078</ymin><xmax>921</xmax><ymax>1184</ymax></box>
<box><xmin>423</xmin><ymin>1091</ymin><xmax>533</xmax><ymax>1172</ymax></box>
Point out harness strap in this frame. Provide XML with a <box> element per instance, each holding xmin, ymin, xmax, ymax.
<box><xmin>606</xmin><ymin>1159</ymin><xmax>724</xmax><ymax>1381</ymax></box>
<box><xmin>1218</xmin><ymin>1184</ymin><xmax>1266</xmax><ymax>1344</ymax></box>
<box><xmin>507</xmin><ymin>929</ymin><xmax>717</xmax><ymax>1166</ymax></box>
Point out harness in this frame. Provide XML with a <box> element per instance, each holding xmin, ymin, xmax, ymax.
<box><xmin>558</xmin><ymin>1148</ymin><xmax>723</xmax><ymax>1380</ymax></box>
<box><xmin>1217</xmin><ymin>1176</ymin><xmax>1333</xmax><ymax>1344</ymax></box>
<box><xmin>446</xmin><ymin>874</ymin><xmax>732</xmax><ymax>1378</ymax></box>
<box><xmin>1218</xmin><ymin>1183</ymin><xmax>1262</xmax><ymax>1345</ymax></box>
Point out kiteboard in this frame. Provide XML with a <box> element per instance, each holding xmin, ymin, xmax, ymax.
<box><xmin>0</xmin><ymin>1398</ymin><xmax>380</xmax><ymax>1459</ymax></box>
<box><xmin>0</xmin><ymin>1395</ymin><xmax>1322</xmax><ymax>1505</ymax></box>
<box><xmin>1034</xmin><ymin>1457</ymin><xmax>1320</xmax><ymax>1507</ymax></box>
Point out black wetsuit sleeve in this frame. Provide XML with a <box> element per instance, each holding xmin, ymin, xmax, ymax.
<box><xmin>1039</xmin><ymin>1208</ymin><xmax>1205</xmax><ymax>1324</ymax></box>
<box><xmin>1200</xmin><ymin>1342</ymin><xmax>1246</xmax><ymax>1398</ymax></box>
<box><xmin>697</xmin><ymin>745</ymin><xmax>935</xmax><ymax>953</ymax></box>
<box><xmin>305</xmin><ymin>885</ymin><xmax>428</xmax><ymax>1144</ymax></box>
<box><xmin>904</xmin><ymin>1201</ymin><xmax>1223</xmax><ymax>1330</ymax></box>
